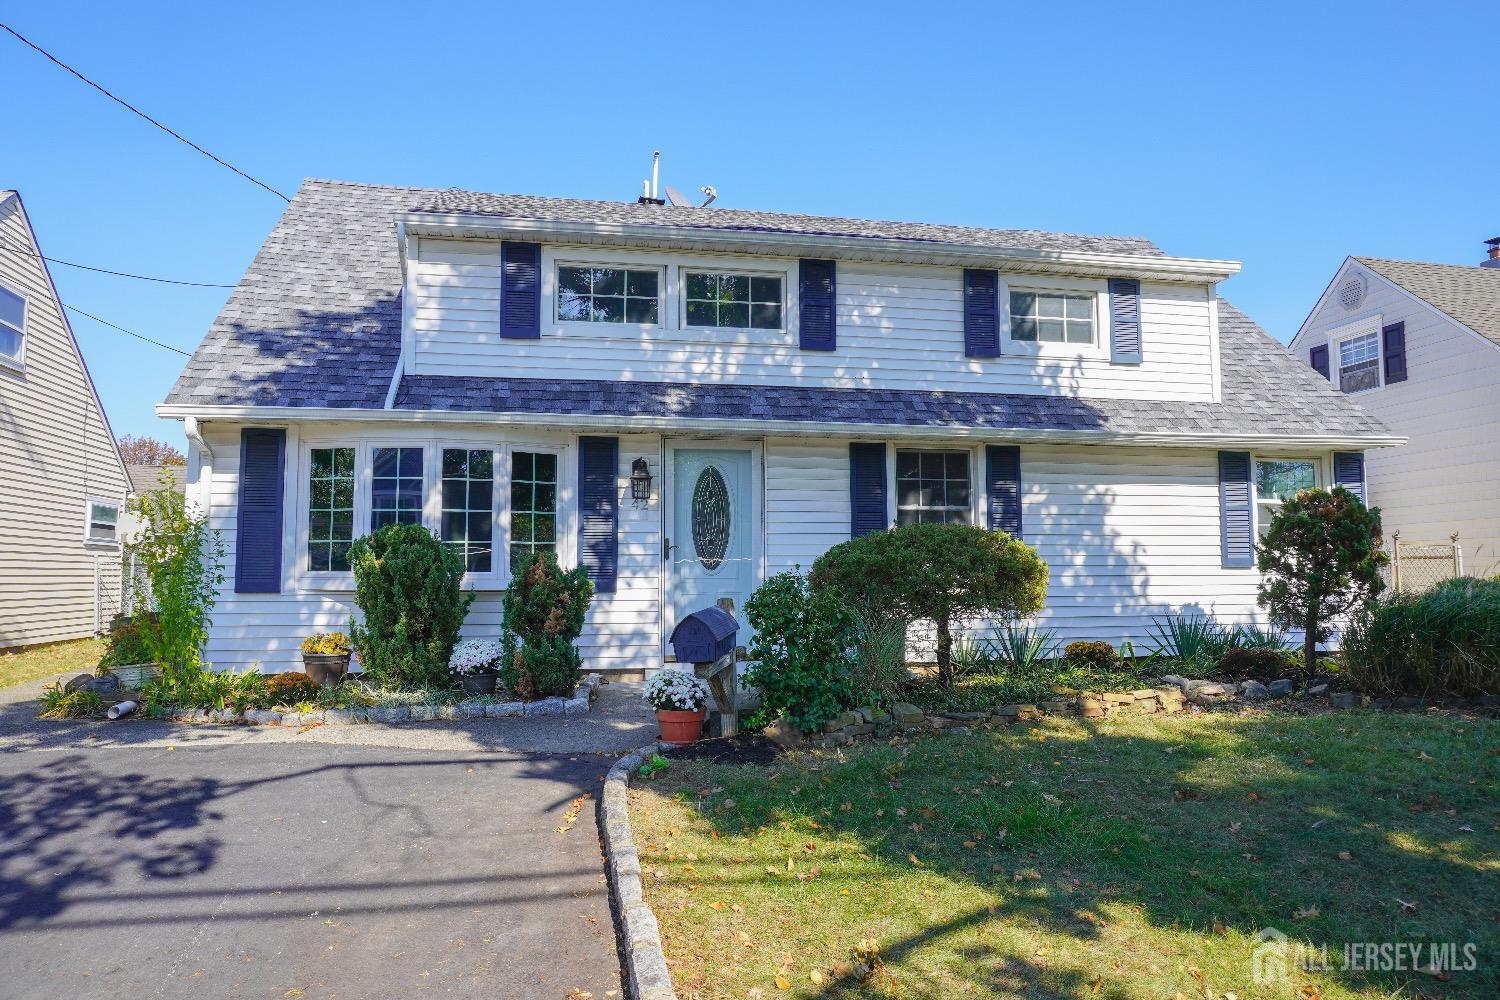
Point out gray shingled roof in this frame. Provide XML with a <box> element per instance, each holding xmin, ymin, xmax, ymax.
<box><xmin>126</xmin><ymin>463</ymin><xmax>187</xmax><ymax>495</ymax></box>
<box><xmin>1356</xmin><ymin>256</ymin><xmax>1500</xmax><ymax>350</ymax></box>
<box><xmin>165</xmin><ymin>178</ymin><xmax>1390</xmax><ymax>442</ymax></box>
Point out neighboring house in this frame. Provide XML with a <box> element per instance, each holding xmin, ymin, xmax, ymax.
<box><xmin>125</xmin><ymin>462</ymin><xmax>188</xmax><ymax>497</ymax></box>
<box><xmin>1290</xmin><ymin>244</ymin><xmax>1500</xmax><ymax>576</ymax></box>
<box><xmin>0</xmin><ymin>190</ymin><xmax>131</xmax><ymax>649</ymax></box>
<box><xmin>159</xmin><ymin>179</ymin><xmax>1397</xmax><ymax>675</ymax></box>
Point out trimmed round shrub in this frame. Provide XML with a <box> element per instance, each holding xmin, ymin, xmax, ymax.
<box><xmin>350</xmin><ymin>524</ymin><xmax>474</xmax><ymax>689</ymax></box>
<box><xmin>500</xmin><ymin>551</ymin><xmax>593</xmax><ymax>699</ymax></box>
<box><xmin>743</xmin><ymin>571</ymin><xmax>857</xmax><ymax>733</ymax></box>
<box><xmin>1341</xmin><ymin>577</ymin><xmax>1500</xmax><ymax>698</ymax></box>
<box><xmin>1217</xmin><ymin>646</ymin><xmax>1294</xmax><ymax>682</ymax></box>
<box><xmin>1064</xmin><ymin>640</ymin><xmax>1120</xmax><ymax>671</ymax></box>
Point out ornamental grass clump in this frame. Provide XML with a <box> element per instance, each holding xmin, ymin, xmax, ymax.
<box><xmin>644</xmin><ymin>669</ymin><xmax>710</xmax><ymax>713</ymax></box>
<box><xmin>1341</xmin><ymin>577</ymin><xmax>1500</xmax><ymax>698</ymax></box>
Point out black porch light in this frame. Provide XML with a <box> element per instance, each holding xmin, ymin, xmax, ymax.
<box><xmin>629</xmin><ymin>457</ymin><xmax>653</xmax><ymax>501</ymax></box>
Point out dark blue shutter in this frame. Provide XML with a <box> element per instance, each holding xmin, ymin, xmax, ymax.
<box><xmin>1218</xmin><ymin>451</ymin><xmax>1254</xmax><ymax>569</ymax></box>
<box><xmin>799</xmin><ymin>259</ymin><xmax>837</xmax><ymax>351</ymax></box>
<box><xmin>963</xmin><ymin>269</ymin><xmax>1000</xmax><ymax>358</ymax></box>
<box><xmin>849</xmin><ymin>442</ymin><xmax>887</xmax><ymax>537</ymax></box>
<box><xmin>1333</xmin><ymin>452</ymin><xmax>1367</xmax><ymax>503</ymax></box>
<box><xmin>1309</xmin><ymin>344</ymin><xmax>1330</xmax><ymax>379</ymax></box>
<box><xmin>577</xmin><ymin>436</ymin><xmax>618</xmax><ymax>593</ymax></box>
<box><xmin>236</xmin><ymin>428</ymin><xmax>285</xmax><ymax>593</ymax></box>
<box><xmin>1108</xmin><ymin>278</ymin><xmax>1142</xmax><ymax>364</ymax></box>
<box><xmin>500</xmin><ymin>242</ymin><xmax>541</xmax><ymax>339</ymax></box>
<box><xmin>986</xmin><ymin>445</ymin><xmax>1022</xmax><ymax>536</ymax></box>
<box><xmin>1382</xmin><ymin>321</ymin><xmax>1408</xmax><ymax>384</ymax></box>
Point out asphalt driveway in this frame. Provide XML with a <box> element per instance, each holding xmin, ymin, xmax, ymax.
<box><xmin>0</xmin><ymin>742</ymin><xmax>623</xmax><ymax>998</ymax></box>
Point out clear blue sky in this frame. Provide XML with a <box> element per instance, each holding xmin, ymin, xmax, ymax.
<box><xmin>4</xmin><ymin>1</ymin><xmax>1496</xmax><ymax>447</ymax></box>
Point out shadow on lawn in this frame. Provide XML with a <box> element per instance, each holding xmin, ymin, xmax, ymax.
<box><xmin>649</xmin><ymin>709</ymin><xmax>1499</xmax><ymax>998</ymax></box>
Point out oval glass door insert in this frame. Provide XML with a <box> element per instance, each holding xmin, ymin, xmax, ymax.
<box><xmin>691</xmin><ymin>465</ymin><xmax>731</xmax><ymax>570</ymax></box>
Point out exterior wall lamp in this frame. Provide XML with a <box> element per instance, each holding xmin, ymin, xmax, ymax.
<box><xmin>629</xmin><ymin>457</ymin><xmax>653</xmax><ymax>502</ymax></box>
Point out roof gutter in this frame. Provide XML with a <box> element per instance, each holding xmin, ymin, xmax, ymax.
<box><xmin>394</xmin><ymin>212</ymin><xmax>1242</xmax><ymax>283</ymax></box>
<box><xmin>155</xmin><ymin>403</ymin><xmax>1404</xmax><ymax>451</ymax></box>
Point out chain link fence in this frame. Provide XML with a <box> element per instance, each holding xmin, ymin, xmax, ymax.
<box><xmin>1385</xmin><ymin>531</ymin><xmax>1464</xmax><ymax>594</ymax></box>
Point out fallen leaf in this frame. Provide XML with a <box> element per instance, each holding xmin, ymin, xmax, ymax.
<box><xmin>809</xmin><ymin>969</ymin><xmax>826</xmax><ymax>985</ymax></box>
<box><xmin>1293</xmin><ymin>905</ymin><xmax>1320</xmax><ymax>921</ymax></box>
<box><xmin>1337</xmin><ymin>850</ymin><xmax>1354</xmax><ymax>861</ymax></box>
<box><xmin>774</xmin><ymin>973</ymin><xmax>791</xmax><ymax>990</ymax></box>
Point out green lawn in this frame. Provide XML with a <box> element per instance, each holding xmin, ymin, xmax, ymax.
<box><xmin>630</xmin><ymin>709</ymin><xmax>1499</xmax><ymax>999</ymax></box>
<box><xmin>0</xmin><ymin>637</ymin><xmax>106</xmax><ymax>689</ymax></box>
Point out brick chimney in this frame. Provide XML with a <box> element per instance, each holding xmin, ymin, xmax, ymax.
<box><xmin>1484</xmin><ymin>237</ymin><xmax>1500</xmax><ymax>268</ymax></box>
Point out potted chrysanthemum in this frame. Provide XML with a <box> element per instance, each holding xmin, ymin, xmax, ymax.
<box><xmin>301</xmin><ymin>632</ymin><xmax>352</xmax><ymax>688</ymax></box>
<box><xmin>644</xmin><ymin>669</ymin><xmax>711</xmax><ymax>745</ymax></box>
<box><xmin>449</xmin><ymin>638</ymin><xmax>505</xmax><ymax>697</ymax></box>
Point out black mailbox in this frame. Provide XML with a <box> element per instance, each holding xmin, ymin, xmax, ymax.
<box><xmin>669</xmin><ymin>606</ymin><xmax>739</xmax><ymax>664</ymax></box>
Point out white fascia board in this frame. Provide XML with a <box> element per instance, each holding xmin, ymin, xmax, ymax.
<box><xmin>156</xmin><ymin>403</ymin><xmax>1403</xmax><ymax>450</ymax></box>
<box><xmin>395</xmin><ymin>212</ymin><xmax>1241</xmax><ymax>284</ymax></box>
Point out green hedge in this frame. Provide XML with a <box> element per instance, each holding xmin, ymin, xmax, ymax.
<box><xmin>1340</xmin><ymin>577</ymin><xmax>1500</xmax><ymax>698</ymax></box>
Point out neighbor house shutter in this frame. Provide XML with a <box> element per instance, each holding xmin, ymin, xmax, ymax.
<box><xmin>986</xmin><ymin>445</ymin><xmax>1022</xmax><ymax>536</ymax></box>
<box><xmin>1309</xmin><ymin>344</ymin><xmax>1330</xmax><ymax>379</ymax></box>
<box><xmin>849</xmin><ymin>442</ymin><xmax>888</xmax><ymax>537</ymax></box>
<box><xmin>963</xmin><ymin>269</ymin><xmax>1000</xmax><ymax>358</ymax></box>
<box><xmin>500</xmin><ymin>242</ymin><xmax>541</xmax><ymax>339</ymax></box>
<box><xmin>1382</xmin><ymin>321</ymin><xmax>1408</xmax><ymax>384</ymax></box>
<box><xmin>236</xmin><ymin>428</ymin><xmax>285</xmax><ymax>593</ymax></box>
<box><xmin>799</xmin><ymin>259</ymin><xmax>837</xmax><ymax>351</ymax></box>
<box><xmin>1108</xmin><ymin>278</ymin><xmax>1142</xmax><ymax>364</ymax></box>
<box><xmin>1333</xmin><ymin>452</ymin><xmax>1367</xmax><ymax>503</ymax></box>
<box><xmin>577</xmin><ymin>436</ymin><xmax>618</xmax><ymax>594</ymax></box>
<box><xmin>1218</xmin><ymin>450</ymin><xmax>1254</xmax><ymax>569</ymax></box>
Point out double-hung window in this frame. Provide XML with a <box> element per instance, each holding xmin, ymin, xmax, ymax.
<box><xmin>557</xmin><ymin>266</ymin><xmax>659</xmax><ymax>324</ymax></box>
<box><xmin>510</xmin><ymin>452</ymin><xmax>558</xmax><ymax>565</ymax></box>
<box><xmin>896</xmin><ymin>450</ymin><xmax>972</xmax><ymax>525</ymax></box>
<box><xmin>683</xmin><ymin>271</ymin><xmax>784</xmax><ymax>330</ymax></box>
<box><xmin>1010</xmin><ymin>290</ymin><xmax>1095</xmax><ymax>345</ymax></box>
<box><xmin>308</xmin><ymin>447</ymin><xmax>356</xmax><ymax>571</ymax></box>
<box><xmin>1337</xmin><ymin>332</ymin><xmax>1380</xmax><ymax>393</ymax></box>
<box><xmin>370</xmin><ymin>447</ymin><xmax>424</xmax><ymax>530</ymax></box>
<box><xmin>441</xmin><ymin>449</ymin><xmax>494</xmax><ymax>574</ymax></box>
<box><xmin>85</xmin><ymin>499</ymin><xmax>121</xmax><ymax>544</ymax></box>
<box><xmin>0</xmin><ymin>282</ymin><xmax>25</xmax><ymax>364</ymax></box>
<box><xmin>1253</xmin><ymin>459</ymin><xmax>1317</xmax><ymax>537</ymax></box>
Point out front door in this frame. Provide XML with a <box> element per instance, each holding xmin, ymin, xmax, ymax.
<box><xmin>669</xmin><ymin>448</ymin><xmax>756</xmax><ymax>648</ymax></box>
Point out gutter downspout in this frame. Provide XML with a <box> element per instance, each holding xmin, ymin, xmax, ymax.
<box><xmin>184</xmin><ymin>416</ymin><xmax>213</xmax><ymax>514</ymax></box>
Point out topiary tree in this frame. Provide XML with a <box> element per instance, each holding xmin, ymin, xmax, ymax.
<box><xmin>743</xmin><ymin>570</ymin><xmax>858</xmax><ymax>732</ymax></box>
<box><xmin>1256</xmin><ymin>485</ymin><xmax>1386</xmax><ymax>683</ymax></box>
<box><xmin>810</xmin><ymin>523</ymin><xmax>1049</xmax><ymax>689</ymax></box>
<box><xmin>349</xmin><ymin>523</ymin><xmax>473</xmax><ymax>688</ymax></box>
<box><xmin>500</xmin><ymin>550</ymin><xmax>593</xmax><ymax>699</ymax></box>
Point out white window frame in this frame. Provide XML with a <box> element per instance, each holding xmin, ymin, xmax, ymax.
<box><xmin>887</xmin><ymin>444</ymin><xmax>981</xmax><ymax>527</ymax></box>
<box><xmin>298</xmin><ymin>440</ymin><xmax>363</xmax><ymax>583</ymax></box>
<box><xmin>679</xmin><ymin>267</ymin><xmax>787</xmax><ymax>333</ymax></box>
<box><xmin>0</xmin><ymin>275</ymin><xmax>28</xmax><ymax>371</ymax></box>
<box><xmin>999</xmin><ymin>274</ymin><xmax>1110</xmax><ymax>360</ymax></box>
<box><xmin>552</xmin><ymin>259</ymin><xmax>666</xmax><ymax>331</ymax></box>
<box><xmin>505</xmin><ymin>446</ymin><xmax>566</xmax><ymax>571</ymax></box>
<box><xmin>1250</xmin><ymin>454</ymin><xmax>1325</xmax><ymax>537</ymax></box>
<box><xmin>83</xmin><ymin>496</ymin><xmax>122</xmax><ymax>546</ymax></box>
<box><xmin>1323</xmin><ymin>315</ymin><xmax>1384</xmax><ymax>396</ymax></box>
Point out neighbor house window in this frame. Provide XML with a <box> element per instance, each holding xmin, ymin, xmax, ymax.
<box><xmin>308</xmin><ymin>447</ymin><xmax>356</xmax><ymax>571</ymax></box>
<box><xmin>1009</xmin><ymin>290</ymin><xmax>1095</xmax><ymax>345</ymax></box>
<box><xmin>1254</xmin><ymin>459</ymin><xmax>1317</xmax><ymax>536</ymax></box>
<box><xmin>441</xmin><ymin>449</ymin><xmax>493</xmax><ymax>574</ymax></box>
<box><xmin>557</xmin><ymin>266</ymin><xmax>659</xmax><ymax>324</ymax></box>
<box><xmin>510</xmin><ymin>451</ymin><xmax>558</xmax><ymax>565</ymax></box>
<box><xmin>896</xmin><ymin>450</ymin><xmax>971</xmax><ymax>525</ymax></box>
<box><xmin>85</xmin><ymin>499</ymin><xmax>120</xmax><ymax>544</ymax></box>
<box><xmin>1338</xmin><ymin>332</ymin><xmax>1380</xmax><ymax>393</ymax></box>
<box><xmin>0</xmin><ymin>283</ymin><xmax>24</xmax><ymax>362</ymax></box>
<box><xmin>684</xmin><ymin>272</ymin><xmax>783</xmax><ymax>330</ymax></box>
<box><xmin>370</xmin><ymin>447</ymin><xmax>424</xmax><ymax>531</ymax></box>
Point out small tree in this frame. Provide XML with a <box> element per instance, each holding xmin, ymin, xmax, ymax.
<box><xmin>1256</xmin><ymin>486</ymin><xmax>1386</xmax><ymax>681</ymax></box>
<box><xmin>810</xmin><ymin>523</ymin><xmax>1049</xmax><ymax>688</ymax></box>
<box><xmin>500</xmin><ymin>550</ymin><xmax>593</xmax><ymax>699</ymax></box>
<box><xmin>118</xmin><ymin>434</ymin><xmax>186</xmax><ymax>466</ymax></box>
<box><xmin>125</xmin><ymin>472</ymin><xmax>225</xmax><ymax>673</ymax></box>
<box><xmin>743</xmin><ymin>571</ymin><xmax>858</xmax><ymax>732</ymax></box>
<box><xmin>349</xmin><ymin>524</ymin><xmax>473</xmax><ymax>688</ymax></box>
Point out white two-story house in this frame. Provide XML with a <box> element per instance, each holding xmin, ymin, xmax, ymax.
<box><xmin>159</xmin><ymin>179</ymin><xmax>1396</xmax><ymax>676</ymax></box>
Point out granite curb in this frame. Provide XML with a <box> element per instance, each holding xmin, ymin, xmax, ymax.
<box><xmin>602</xmin><ymin>741</ymin><xmax>678</xmax><ymax>1000</ymax></box>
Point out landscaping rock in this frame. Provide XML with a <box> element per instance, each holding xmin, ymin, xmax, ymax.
<box><xmin>435</xmin><ymin>704</ymin><xmax>458</xmax><ymax>721</ymax></box>
<box><xmin>1307</xmin><ymin>683</ymin><xmax>1329</xmax><ymax>697</ymax></box>
<box><xmin>458</xmin><ymin>701</ymin><xmax>489</xmax><ymax>719</ymax></box>
<box><xmin>1188</xmin><ymin>681</ymin><xmax>1232</xmax><ymax>696</ymax></box>
<box><xmin>408</xmin><ymin>705</ymin><xmax>437</xmax><ymax>722</ymax></box>
<box><xmin>856</xmin><ymin>706</ymin><xmax>875</xmax><ymax>724</ymax></box>
<box><xmin>62</xmin><ymin>673</ymin><xmax>96</xmax><ymax>693</ymax></box>
<box><xmin>323</xmin><ymin>708</ymin><xmax>355</xmax><ymax>725</ymax></box>
<box><xmin>1134</xmin><ymin>698</ymin><xmax>1158</xmax><ymax>713</ymax></box>
<box><xmin>1268</xmin><ymin>679</ymin><xmax>1295</xmax><ymax>698</ymax></box>
<box><xmin>564</xmin><ymin>696</ymin><xmax>590</xmax><ymax>716</ymax></box>
<box><xmin>1330</xmin><ymin>692</ymin><xmax>1359</xmax><ymax>709</ymax></box>
<box><xmin>1103</xmin><ymin>692</ymin><xmax>1136</xmax><ymax>704</ymax></box>
<box><xmin>891</xmin><ymin>702</ymin><xmax>924</xmax><ymax>726</ymax></box>
<box><xmin>485</xmin><ymin>701</ymin><xmax>524</xmax><ymax>718</ymax></box>
<box><xmin>823</xmin><ymin>711</ymin><xmax>857</xmax><ymax>733</ymax></box>
<box><xmin>1159</xmin><ymin>674</ymin><xmax>1190</xmax><ymax>691</ymax></box>
<box><xmin>1393</xmin><ymin>696</ymin><xmax>1425</xmax><ymax>710</ymax></box>
<box><xmin>1079</xmin><ymin>696</ymin><xmax>1105</xmax><ymax>719</ymax></box>
<box><xmin>243</xmin><ymin>709</ymin><xmax>281</xmax><ymax>726</ymax></box>
<box><xmin>300</xmin><ymin>710</ymin><xmax>326</xmax><ymax>725</ymax></box>
<box><xmin>1241</xmin><ymin>680</ymin><xmax>1270</xmax><ymax>700</ymax></box>
<box><xmin>763</xmin><ymin>718</ymin><xmax>804</xmax><ymax>749</ymax></box>
<box><xmin>1040</xmin><ymin>700</ymin><xmax>1074</xmax><ymax>715</ymax></box>
<box><xmin>1475</xmin><ymin>693</ymin><xmax>1499</xmax><ymax>708</ymax></box>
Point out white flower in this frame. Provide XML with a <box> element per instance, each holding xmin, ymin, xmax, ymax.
<box><xmin>449</xmin><ymin>638</ymin><xmax>505</xmax><ymax>675</ymax></box>
<box><xmin>644</xmin><ymin>669</ymin><xmax>709</xmax><ymax>711</ymax></box>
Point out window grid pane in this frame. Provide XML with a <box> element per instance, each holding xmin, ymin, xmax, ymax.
<box><xmin>510</xmin><ymin>450</ymin><xmax>558</xmax><ymax>566</ymax></box>
<box><xmin>441</xmin><ymin>448</ymin><xmax>493</xmax><ymax>574</ymax></box>
<box><xmin>1009</xmin><ymin>291</ymin><xmax>1094</xmax><ymax>344</ymax></box>
<box><xmin>370</xmin><ymin>447</ymin><xmax>424</xmax><ymax>531</ymax></box>
<box><xmin>1338</xmin><ymin>333</ymin><xmax>1380</xmax><ymax>393</ymax></box>
<box><xmin>895</xmin><ymin>449</ymin><xmax>972</xmax><ymax>527</ymax></box>
<box><xmin>308</xmin><ymin>447</ymin><xmax>356</xmax><ymax>572</ymax></box>
<box><xmin>684</xmin><ymin>271</ymin><xmax>784</xmax><ymax>330</ymax></box>
<box><xmin>557</xmin><ymin>266</ymin><xmax>659</xmax><ymax>324</ymax></box>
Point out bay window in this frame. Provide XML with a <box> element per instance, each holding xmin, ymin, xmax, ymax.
<box><xmin>370</xmin><ymin>447</ymin><xmax>424</xmax><ymax>530</ymax></box>
<box><xmin>441</xmin><ymin>448</ymin><xmax>494</xmax><ymax>573</ymax></box>
<box><xmin>308</xmin><ymin>447</ymin><xmax>356</xmax><ymax>571</ymax></box>
<box><xmin>510</xmin><ymin>451</ymin><xmax>558</xmax><ymax>564</ymax></box>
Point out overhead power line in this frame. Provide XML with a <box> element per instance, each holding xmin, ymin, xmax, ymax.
<box><xmin>0</xmin><ymin>21</ymin><xmax>292</xmax><ymax>203</ymax></box>
<box><xmin>0</xmin><ymin>237</ymin><xmax>235</xmax><ymax>288</ymax></box>
<box><xmin>62</xmin><ymin>303</ymin><xmax>192</xmax><ymax>357</ymax></box>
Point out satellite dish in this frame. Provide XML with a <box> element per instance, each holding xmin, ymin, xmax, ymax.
<box><xmin>663</xmin><ymin>185</ymin><xmax>692</xmax><ymax>207</ymax></box>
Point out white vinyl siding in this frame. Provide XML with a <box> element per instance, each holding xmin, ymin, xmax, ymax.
<box><xmin>407</xmin><ymin>239</ymin><xmax>1218</xmax><ymax>402</ymax></box>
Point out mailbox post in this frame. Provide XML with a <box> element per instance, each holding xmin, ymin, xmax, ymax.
<box><xmin>668</xmin><ymin>606</ymin><xmax>740</xmax><ymax>737</ymax></box>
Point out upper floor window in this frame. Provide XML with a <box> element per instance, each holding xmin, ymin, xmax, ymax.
<box><xmin>309</xmin><ymin>447</ymin><xmax>356</xmax><ymax>572</ymax></box>
<box><xmin>896</xmin><ymin>450</ymin><xmax>971</xmax><ymax>525</ymax></box>
<box><xmin>0</xmin><ymin>283</ymin><xmax>25</xmax><ymax>363</ymax></box>
<box><xmin>1338</xmin><ymin>332</ymin><xmax>1380</xmax><ymax>393</ymax></box>
<box><xmin>1010</xmin><ymin>290</ymin><xmax>1095</xmax><ymax>345</ymax></box>
<box><xmin>85</xmin><ymin>499</ymin><xmax>121</xmax><ymax>544</ymax></box>
<box><xmin>1253</xmin><ymin>458</ymin><xmax>1317</xmax><ymax>536</ymax></box>
<box><xmin>557</xmin><ymin>266</ymin><xmax>659</xmax><ymax>324</ymax></box>
<box><xmin>684</xmin><ymin>272</ymin><xmax>783</xmax><ymax>330</ymax></box>
<box><xmin>510</xmin><ymin>451</ymin><xmax>558</xmax><ymax>564</ymax></box>
<box><xmin>371</xmin><ymin>447</ymin><xmax>423</xmax><ymax>530</ymax></box>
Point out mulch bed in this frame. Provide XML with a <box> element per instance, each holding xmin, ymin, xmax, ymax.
<box><xmin>662</xmin><ymin>731</ymin><xmax>782</xmax><ymax>766</ymax></box>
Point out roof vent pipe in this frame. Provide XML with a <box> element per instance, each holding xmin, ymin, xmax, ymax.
<box><xmin>637</xmin><ymin>151</ymin><xmax>666</xmax><ymax>206</ymax></box>
<box><xmin>1483</xmin><ymin>236</ymin><xmax>1500</xmax><ymax>268</ymax></box>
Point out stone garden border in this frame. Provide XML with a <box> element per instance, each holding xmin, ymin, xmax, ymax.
<box><xmin>602</xmin><ymin>742</ymin><xmax>678</xmax><ymax>1000</ymax></box>
<box><xmin>73</xmin><ymin>672</ymin><xmax>603</xmax><ymax>726</ymax></box>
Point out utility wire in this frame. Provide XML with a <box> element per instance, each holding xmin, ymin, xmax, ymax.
<box><xmin>62</xmin><ymin>303</ymin><xmax>192</xmax><ymax>357</ymax></box>
<box><xmin>0</xmin><ymin>237</ymin><xmax>235</xmax><ymax>288</ymax></box>
<box><xmin>0</xmin><ymin>21</ymin><xmax>292</xmax><ymax>203</ymax></box>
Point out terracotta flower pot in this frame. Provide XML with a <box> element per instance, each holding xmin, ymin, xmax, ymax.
<box><xmin>459</xmin><ymin>671</ymin><xmax>498</xmax><ymax>697</ymax></box>
<box><xmin>656</xmin><ymin>708</ymin><xmax>705</xmax><ymax>746</ymax></box>
<box><xmin>302</xmin><ymin>653</ymin><xmax>350</xmax><ymax>689</ymax></box>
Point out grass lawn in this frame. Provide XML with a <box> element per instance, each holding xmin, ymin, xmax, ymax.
<box><xmin>0</xmin><ymin>637</ymin><xmax>106</xmax><ymax>689</ymax></box>
<box><xmin>629</xmin><ymin>709</ymin><xmax>1499</xmax><ymax>999</ymax></box>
